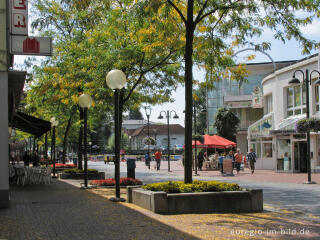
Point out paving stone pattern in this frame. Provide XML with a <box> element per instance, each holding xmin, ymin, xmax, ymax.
<box><xmin>0</xmin><ymin>180</ymin><xmax>198</xmax><ymax>240</ymax></box>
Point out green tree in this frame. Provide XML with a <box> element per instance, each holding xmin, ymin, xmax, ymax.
<box><xmin>156</xmin><ymin>0</ymin><xmax>320</xmax><ymax>183</ymax></box>
<box><xmin>129</xmin><ymin>109</ymin><xmax>144</xmax><ymax>120</ymax></box>
<box><xmin>213</xmin><ymin>108</ymin><xmax>239</xmax><ymax>142</ymax></box>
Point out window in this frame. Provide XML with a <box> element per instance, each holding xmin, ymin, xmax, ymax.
<box><xmin>315</xmin><ymin>84</ymin><xmax>320</xmax><ymax>112</ymax></box>
<box><xmin>264</xmin><ymin>94</ymin><xmax>273</xmax><ymax>114</ymax></box>
<box><xmin>286</xmin><ymin>85</ymin><xmax>306</xmax><ymax>117</ymax></box>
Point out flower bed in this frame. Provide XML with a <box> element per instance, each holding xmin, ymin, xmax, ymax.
<box><xmin>90</xmin><ymin>178</ymin><xmax>142</xmax><ymax>186</ymax></box>
<box><xmin>51</xmin><ymin>163</ymin><xmax>76</xmax><ymax>169</ymax></box>
<box><xmin>58</xmin><ymin>168</ymin><xmax>104</xmax><ymax>180</ymax></box>
<box><xmin>142</xmin><ymin>180</ymin><xmax>241</xmax><ymax>193</ymax></box>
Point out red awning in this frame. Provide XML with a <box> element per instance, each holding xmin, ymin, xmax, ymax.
<box><xmin>191</xmin><ymin>134</ymin><xmax>236</xmax><ymax>149</ymax></box>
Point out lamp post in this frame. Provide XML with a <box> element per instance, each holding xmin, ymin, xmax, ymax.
<box><xmin>158</xmin><ymin>110</ymin><xmax>179</xmax><ymax>172</ymax></box>
<box><xmin>193</xmin><ymin>105</ymin><xmax>207</xmax><ymax>176</ymax></box>
<box><xmin>50</xmin><ymin>117</ymin><xmax>59</xmax><ymax>178</ymax></box>
<box><xmin>289</xmin><ymin>69</ymin><xmax>320</xmax><ymax>184</ymax></box>
<box><xmin>78</xmin><ymin>93</ymin><xmax>93</xmax><ymax>188</ymax></box>
<box><xmin>144</xmin><ymin>106</ymin><xmax>152</xmax><ymax>168</ymax></box>
<box><xmin>106</xmin><ymin>69</ymin><xmax>127</xmax><ymax>201</ymax></box>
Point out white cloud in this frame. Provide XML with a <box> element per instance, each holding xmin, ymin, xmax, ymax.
<box><xmin>300</xmin><ymin>19</ymin><xmax>320</xmax><ymax>38</ymax></box>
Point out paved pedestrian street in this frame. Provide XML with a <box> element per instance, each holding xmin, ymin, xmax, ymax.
<box><xmin>1</xmin><ymin>178</ymin><xmax>320</xmax><ymax>240</ymax></box>
<box><xmin>92</xmin><ymin>161</ymin><xmax>320</xmax><ymax>224</ymax></box>
<box><xmin>1</xmin><ymin>161</ymin><xmax>320</xmax><ymax>240</ymax></box>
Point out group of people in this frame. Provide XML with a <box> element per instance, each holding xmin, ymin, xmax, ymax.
<box><xmin>144</xmin><ymin>150</ymin><xmax>163</xmax><ymax>171</ymax></box>
<box><xmin>22</xmin><ymin>151</ymin><xmax>40</xmax><ymax>167</ymax></box>
<box><xmin>196</xmin><ymin>148</ymin><xmax>257</xmax><ymax>174</ymax></box>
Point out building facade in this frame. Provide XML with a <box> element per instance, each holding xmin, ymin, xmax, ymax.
<box><xmin>129</xmin><ymin>124</ymin><xmax>184</xmax><ymax>151</ymax></box>
<box><xmin>207</xmin><ymin>61</ymin><xmax>295</xmax><ymax>154</ymax></box>
<box><xmin>248</xmin><ymin>54</ymin><xmax>320</xmax><ymax>172</ymax></box>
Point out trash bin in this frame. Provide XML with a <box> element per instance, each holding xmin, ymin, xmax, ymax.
<box><xmin>127</xmin><ymin>158</ymin><xmax>136</xmax><ymax>179</ymax></box>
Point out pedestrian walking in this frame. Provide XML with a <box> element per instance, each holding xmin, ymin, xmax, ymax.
<box><xmin>247</xmin><ymin>148</ymin><xmax>257</xmax><ymax>174</ymax></box>
<box><xmin>218</xmin><ymin>152</ymin><xmax>226</xmax><ymax>174</ymax></box>
<box><xmin>154</xmin><ymin>149</ymin><xmax>162</xmax><ymax>171</ymax></box>
<box><xmin>197</xmin><ymin>151</ymin><xmax>204</xmax><ymax>171</ymax></box>
<box><xmin>234</xmin><ymin>149</ymin><xmax>243</xmax><ymax>174</ymax></box>
<box><xmin>145</xmin><ymin>152</ymin><xmax>151</xmax><ymax>169</ymax></box>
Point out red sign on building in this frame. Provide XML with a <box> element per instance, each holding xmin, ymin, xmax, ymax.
<box><xmin>10</xmin><ymin>0</ymin><xmax>28</xmax><ymax>35</ymax></box>
<box><xmin>23</xmin><ymin>37</ymin><xmax>40</xmax><ymax>53</ymax></box>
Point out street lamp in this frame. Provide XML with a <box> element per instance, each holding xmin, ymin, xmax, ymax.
<box><xmin>193</xmin><ymin>106</ymin><xmax>207</xmax><ymax>176</ymax></box>
<box><xmin>50</xmin><ymin>117</ymin><xmax>59</xmax><ymax>178</ymax></box>
<box><xmin>289</xmin><ymin>69</ymin><xmax>320</xmax><ymax>184</ymax></box>
<box><xmin>158</xmin><ymin>110</ymin><xmax>179</xmax><ymax>172</ymax></box>
<box><xmin>106</xmin><ymin>69</ymin><xmax>126</xmax><ymax>201</ymax></box>
<box><xmin>78</xmin><ymin>93</ymin><xmax>93</xmax><ymax>188</ymax></box>
<box><xmin>144</xmin><ymin>106</ymin><xmax>152</xmax><ymax>168</ymax></box>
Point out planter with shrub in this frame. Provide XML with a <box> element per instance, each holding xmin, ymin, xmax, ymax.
<box><xmin>58</xmin><ymin>168</ymin><xmax>105</xmax><ymax>180</ymax></box>
<box><xmin>128</xmin><ymin>180</ymin><xmax>263</xmax><ymax>214</ymax></box>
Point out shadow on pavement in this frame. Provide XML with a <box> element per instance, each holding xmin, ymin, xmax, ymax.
<box><xmin>0</xmin><ymin>180</ymin><xmax>199</xmax><ymax>240</ymax></box>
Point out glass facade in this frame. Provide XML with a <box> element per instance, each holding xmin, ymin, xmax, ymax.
<box><xmin>277</xmin><ymin>139</ymin><xmax>291</xmax><ymax>171</ymax></box>
<box><xmin>207</xmin><ymin>73</ymin><xmax>264</xmax><ymax>133</ymax></box>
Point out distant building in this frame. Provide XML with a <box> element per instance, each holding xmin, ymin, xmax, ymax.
<box><xmin>207</xmin><ymin>61</ymin><xmax>296</xmax><ymax>154</ymax></box>
<box><xmin>122</xmin><ymin>119</ymin><xmax>154</xmax><ymax>136</ymax></box>
<box><xmin>130</xmin><ymin>124</ymin><xmax>185</xmax><ymax>150</ymax></box>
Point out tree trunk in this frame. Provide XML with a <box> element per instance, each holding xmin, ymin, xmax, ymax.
<box><xmin>62</xmin><ymin>115</ymin><xmax>72</xmax><ymax>163</ymax></box>
<box><xmin>78</xmin><ymin>108</ymin><xmax>83</xmax><ymax>170</ymax></box>
<box><xmin>184</xmin><ymin>0</ymin><xmax>195</xmax><ymax>183</ymax></box>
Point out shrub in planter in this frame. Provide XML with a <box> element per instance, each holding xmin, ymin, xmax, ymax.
<box><xmin>142</xmin><ymin>180</ymin><xmax>241</xmax><ymax>193</ymax></box>
<box><xmin>63</xmin><ymin>168</ymin><xmax>98</xmax><ymax>174</ymax></box>
<box><xmin>90</xmin><ymin>177</ymin><xmax>142</xmax><ymax>186</ymax></box>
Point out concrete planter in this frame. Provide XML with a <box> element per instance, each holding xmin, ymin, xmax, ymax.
<box><xmin>127</xmin><ymin>187</ymin><xmax>263</xmax><ymax>214</ymax></box>
<box><xmin>58</xmin><ymin>172</ymin><xmax>105</xmax><ymax>180</ymax></box>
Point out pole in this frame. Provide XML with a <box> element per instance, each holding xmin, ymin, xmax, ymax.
<box><xmin>167</xmin><ymin>110</ymin><xmax>171</xmax><ymax>172</ymax></box>
<box><xmin>83</xmin><ymin>107</ymin><xmax>88</xmax><ymax>188</ymax></box>
<box><xmin>194</xmin><ymin>105</ymin><xmax>198</xmax><ymax>175</ymax></box>
<box><xmin>147</xmin><ymin>114</ymin><xmax>150</xmax><ymax>169</ymax></box>
<box><xmin>52</xmin><ymin>126</ymin><xmax>56</xmax><ymax>178</ymax></box>
<box><xmin>114</xmin><ymin>89</ymin><xmax>120</xmax><ymax>198</ymax></box>
<box><xmin>45</xmin><ymin>132</ymin><xmax>48</xmax><ymax>165</ymax></box>
<box><xmin>305</xmin><ymin>69</ymin><xmax>312</xmax><ymax>183</ymax></box>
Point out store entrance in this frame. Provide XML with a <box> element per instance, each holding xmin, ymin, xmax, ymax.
<box><xmin>294</xmin><ymin>141</ymin><xmax>307</xmax><ymax>172</ymax></box>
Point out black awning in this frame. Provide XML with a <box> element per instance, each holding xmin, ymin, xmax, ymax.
<box><xmin>269</xmin><ymin>129</ymin><xmax>296</xmax><ymax>135</ymax></box>
<box><xmin>11</xmin><ymin>112</ymin><xmax>51</xmax><ymax>137</ymax></box>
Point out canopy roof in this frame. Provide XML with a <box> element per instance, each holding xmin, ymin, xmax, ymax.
<box><xmin>11</xmin><ymin>112</ymin><xmax>51</xmax><ymax>137</ymax></box>
<box><xmin>192</xmin><ymin>134</ymin><xmax>236</xmax><ymax>149</ymax></box>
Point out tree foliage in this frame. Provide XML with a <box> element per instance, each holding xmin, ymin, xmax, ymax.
<box><xmin>213</xmin><ymin>108</ymin><xmax>239</xmax><ymax>142</ymax></box>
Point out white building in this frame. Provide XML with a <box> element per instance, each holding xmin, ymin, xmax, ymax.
<box><xmin>130</xmin><ymin>124</ymin><xmax>184</xmax><ymax>151</ymax></box>
<box><xmin>248</xmin><ymin>54</ymin><xmax>320</xmax><ymax>172</ymax></box>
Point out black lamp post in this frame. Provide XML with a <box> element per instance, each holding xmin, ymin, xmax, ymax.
<box><xmin>289</xmin><ymin>69</ymin><xmax>320</xmax><ymax>184</ymax></box>
<box><xmin>144</xmin><ymin>106</ymin><xmax>152</xmax><ymax>169</ymax></box>
<box><xmin>50</xmin><ymin>117</ymin><xmax>59</xmax><ymax>178</ymax></box>
<box><xmin>158</xmin><ymin>110</ymin><xmax>179</xmax><ymax>172</ymax></box>
<box><xmin>193</xmin><ymin>105</ymin><xmax>207</xmax><ymax>176</ymax></box>
<box><xmin>78</xmin><ymin>93</ymin><xmax>93</xmax><ymax>188</ymax></box>
<box><xmin>106</xmin><ymin>69</ymin><xmax>127</xmax><ymax>201</ymax></box>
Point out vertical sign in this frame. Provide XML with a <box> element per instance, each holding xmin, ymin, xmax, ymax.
<box><xmin>252</xmin><ymin>86</ymin><xmax>263</xmax><ymax>108</ymax></box>
<box><xmin>10</xmin><ymin>0</ymin><xmax>28</xmax><ymax>35</ymax></box>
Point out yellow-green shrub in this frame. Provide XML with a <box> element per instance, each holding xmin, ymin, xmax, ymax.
<box><xmin>142</xmin><ymin>180</ymin><xmax>241</xmax><ymax>193</ymax></box>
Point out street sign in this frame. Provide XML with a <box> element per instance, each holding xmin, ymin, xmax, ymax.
<box><xmin>10</xmin><ymin>36</ymin><xmax>53</xmax><ymax>56</ymax></box>
<box><xmin>9</xmin><ymin>0</ymin><xmax>28</xmax><ymax>35</ymax></box>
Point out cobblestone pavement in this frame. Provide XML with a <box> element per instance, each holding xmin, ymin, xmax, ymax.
<box><xmin>0</xmin><ymin>179</ymin><xmax>197</xmax><ymax>240</ymax></box>
<box><xmin>91</xmin><ymin>161</ymin><xmax>320</xmax><ymax>224</ymax></box>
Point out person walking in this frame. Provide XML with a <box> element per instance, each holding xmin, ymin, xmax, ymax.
<box><xmin>145</xmin><ymin>152</ymin><xmax>151</xmax><ymax>169</ymax></box>
<box><xmin>247</xmin><ymin>148</ymin><xmax>257</xmax><ymax>174</ymax></box>
<box><xmin>218</xmin><ymin>152</ymin><xmax>226</xmax><ymax>174</ymax></box>
<box><xmin>154</xmin><ymin>149</ymin><xmax>162</xmax><ymax>171</ymax></box>
<box><xmin>228</xmin><ymin>150</ymin><xmax>235</xmax><ymax>169</ymax></box>
<box><xmin>197</xmin><ymin>151</ymin><xmax>204</xmax><ymax>171</ymax></box>
<box><xmin>234</xmin><ymin>149</ymin><xmax>243</xmax><ymax>174</ymax></box>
